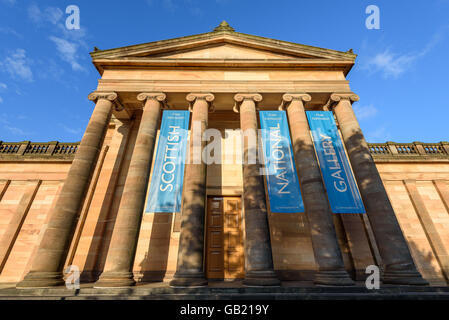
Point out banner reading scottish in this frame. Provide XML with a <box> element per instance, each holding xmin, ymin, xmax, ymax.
<box><xmin>145</xmin><ymin>110</ymin><xmax>190</xmax><ymax>213</ymax></box>
<box><xmin>306</xmin><ymin>111</ymin><xmax>365</xmax><ymax>214</ymax></box>
<box><xmin>259</xmin><ymin>111</ymin><xmax>304</xmax><ymax>213</ymax></box>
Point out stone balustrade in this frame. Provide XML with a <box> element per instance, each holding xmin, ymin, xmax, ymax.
<box><xmin>0</xmin><ymin>140</ymin><xmax>448</xmax><ymax>161</ymax></box>
<box><xmin>0</xmin><ymin>141</ymin><xmax>78</xmax><ymax>160</ymax></box>
<box><xmin>368</xmin><ymin>141</ymin><xmax>449</xmax><ymax>160</ymax></box>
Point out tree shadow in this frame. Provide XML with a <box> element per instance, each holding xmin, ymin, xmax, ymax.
<box><xmin>138</xmin><ymin>212</ymin><xmax>173</xmax><ymax>282</ymax></box>
<box><xmin>80</xmin><ymin>122</ymin><xmax>133</xmax><ymax>283</ymax></box>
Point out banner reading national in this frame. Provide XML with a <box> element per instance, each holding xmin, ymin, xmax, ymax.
<box><xmin>259</xmin><ymin>110</ymin><xmax>304</xmax><ymax>213</ymax></box>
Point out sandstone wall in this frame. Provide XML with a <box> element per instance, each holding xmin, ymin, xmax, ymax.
<box><xmin>0</xmin><ymin>123</ymin><xmax>448</xmax><ymax>286</ymax></box>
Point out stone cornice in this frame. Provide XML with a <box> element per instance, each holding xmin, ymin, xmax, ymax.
<box><xmin>92</xmin><ymin>59</ymin><xmax>356</xmax><ymax>76</ymax></box>
<box><xmin>90</xmin><ymin>31</ymin><xmax>356</xmax><ymax>61</ymax></box>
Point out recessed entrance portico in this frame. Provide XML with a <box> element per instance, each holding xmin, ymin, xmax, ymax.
<box><xmin>14</xmin><ymin>21</ymin><xmax>427</xmax><ymax>290</ymax></box>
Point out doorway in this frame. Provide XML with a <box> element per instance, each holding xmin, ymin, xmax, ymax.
<box><xmin>205</xmin><ymin>196</ymin><xmax>244</xmax><ymax>280</ymax></box>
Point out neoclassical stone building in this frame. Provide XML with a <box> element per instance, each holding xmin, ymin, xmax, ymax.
<box><xmin>1</xmin><ymin>22</ymin><xmax>449</xmax><ymax>291</ymax></box>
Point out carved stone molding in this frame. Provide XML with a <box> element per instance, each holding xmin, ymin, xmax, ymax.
<box><xmin>137</xmin><ymin>92</ymin><xmax>168</xmax><ymax>109</ymax></box>
<box><xmin>329</xmin><ymin>92</ymin><xmax>360</xmax><ymax>105</ymax></box>
<box><xmin>233</xmin><ymin>93</ymin><xmax>263</xmax><ymax>113</ymax></box>
<box><xmin>88</xmin><ymin>91</ymin><xmax>118</xmax><ymax>103</ymax></box>
<box><xmin>279</xmin><ymin>93</ymin><xmax>312</xmax><ymax>110</ymax></box>
<box><xmin>186</xmin><ymin>93</ymin><xmax>215</xmax><ymax>112</ymax></box>
<box><xmin>88</xmin><ymin>91</ymin><xmax>124</xmax><ymax>112</ymax></box>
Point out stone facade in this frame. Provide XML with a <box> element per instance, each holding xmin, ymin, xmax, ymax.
<box><xmin>0</xmin><ymin>22</ymin><xmax>448</xmax><ymax>288</ymax></box>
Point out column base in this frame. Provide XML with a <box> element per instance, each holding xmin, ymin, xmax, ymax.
<box><xmin>169</xmin><ymin>272</ymin><xmax>208</xmax><ymax>288</ymax></box>
<box><xmin>243</xmin><ymin>270</ymin><xmax>281</xmax><ymax>287</ymax></box>
<box><xmin>314</xmin><ymin>270</ymin><xmax>355</xmax><ymax>286</ymax></box>
<box><xmin>383</xmin><ymin>264</ymin><xmax>429</xmax><ymax>285</ymax></box>
<box><xmin>94</xmin><ymin>271</ymin><xmax>136</xmax><ymax>288</ymax></box>
<box><xmin>16</xmin><ymin>271</ymin><xmax>65</xmax><ymax>289</ymax></box>
<box><xmin>80</xmin><ymin>271</ymin><xmax>101</xmax><ymax>283</ymax></box>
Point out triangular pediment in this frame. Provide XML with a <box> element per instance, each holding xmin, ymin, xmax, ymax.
<box><xmin>91</xmin><ymin>22</ymin><xmax>356</xmax><ymax>74</ymax></box>
<box><xmin>142</xmin><ymin>43</ymin><xmax>302</xmax><ymax>60</ymax></box>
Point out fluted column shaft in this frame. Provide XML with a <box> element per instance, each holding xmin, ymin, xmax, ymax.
<box><xmin>170</xmin><ymin>93</ymin><xmax>214</xmax><ymax>287</ymax></box>
<box><xmin>282</xmin><ymin>94</ymin><xmax>353</xmax><ymax>285</ymax></box>
<box><xmin>331</xmin><ymin>93</ymin><xmax>427</xmax><ymax>285</ymax></box>
<box><xmin>234</xmin><ymin>93</ymin><xmax>280</xmax><ymax>287</ymax></box>
<box><xmin>95</xmin><ymin>92</ymin><xmax>165</xmax><ymax>288</ymax></box>
<box><xmin>17</xmin><ymin>92</ymin><xmax>116</xmax><ymax>288</ymax></box>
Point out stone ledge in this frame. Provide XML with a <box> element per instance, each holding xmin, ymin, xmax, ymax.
<box><xmin>1</xmin><ymin>282</ymin><xmax>449</xmax><ymax>300</ymax></box>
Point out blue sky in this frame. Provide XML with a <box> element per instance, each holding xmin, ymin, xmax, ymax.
<box><xmin>0</xmin><ymin>0</ymin><xmax>448</xmax><ymax>143</ymax></box>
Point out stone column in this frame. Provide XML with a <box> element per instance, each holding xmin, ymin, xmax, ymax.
<box><xmin>233</xmin><ymin>93</ymin><xmax>280</xmax><ymax>287</ymax></box>
<box><xmin>281</xmin><ymin>93</ymin><xmax>354</xmax><ymax>285</ymax></box>
<box><xmin>17</xmin><ymin>92</ymin><xmax>117</xmax><ymax>288</ymax></box>
<box><xmin>170</xmin><ymin>93</ymin><xmax>214</xmax><ymax>287</ymax></box>
<box><xmin>330</xmin><ymin>92</ymin><xmax>427</xmax><ymax>285</ymax></box>
<box><xmin>95</xmin><ymin>93</ymin><xmax>166</xmax><ymax>288</ymax></box>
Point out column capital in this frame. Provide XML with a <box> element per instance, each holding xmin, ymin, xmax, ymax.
<box><xmin>137</xmin><ymin>92</ymin><xmax>167</xmax><ymax>103</ymax></box>
<box><xmin>186</xmin><ymin>93</ymin><xmax>215</xmax><ymax>112</ymax></box>
<box><xmin>137</xmin><ymin>92</ymin><xmax>168</xmax><ymax>109</ymax></box>
<box><xmin>233</xmin><ymin>93</ymin><xmax>262</xmax><ymax>113</ymax></box>
<box><xmin>88</xmin><ymin>91</ymin><xmax>124</xmax><ymax>111</ymax></box>
<box><xmin>88</xmin><ymin>91</ymin><xmax>118</xmax><ymax>103</ymax></box>
<box><xmin>330</xmin><ymin>92</ymin><xmax>360</xmax><ymax>104</ymax></box>
<box><xmin>279</xmin><ymin>93</ymin><xmax>311</xmax><ymax>110</ymax></box>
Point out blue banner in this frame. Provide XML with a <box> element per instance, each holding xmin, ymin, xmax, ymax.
<box><xmin>145</xmin><ymin>110</ymin><xmax>190</xmax><ymax>213</ymax></box>
<box><xmin>259</xmin><ymin>111</ymin><xmax>304</xmax><ymax>213</ymax></box>
<box><xmin>306</xmin><ymin>111</ymin><xmax>365</xmax><ymax>214</ymax></box>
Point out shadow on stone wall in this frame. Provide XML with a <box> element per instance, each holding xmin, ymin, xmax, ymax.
<box><xmin>406</xmin><ymin>240</ymin><xmax>448</xmax><ymax>286</ymax></box>
<box><xmin>138</xmin><ymin>212</ymin><xmax>173</xmax><ymax>282</ymax></box>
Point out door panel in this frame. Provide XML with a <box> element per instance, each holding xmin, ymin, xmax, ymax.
<box><xmin>206</xmin><ymin>196</ymin><xmax>244</xmax><ymax>279</ymax></box>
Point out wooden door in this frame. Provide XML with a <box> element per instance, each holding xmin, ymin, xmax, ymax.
<box><xmin>206</xmin><ymin>196</ymin><xmax>244</xmax><ymax>279</ymax></box>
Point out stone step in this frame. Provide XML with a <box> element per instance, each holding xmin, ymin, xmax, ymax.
<box><xmin>1</xmin><ymin>284</ymin><xmax>449</xmax><ymax>300</ymax></box>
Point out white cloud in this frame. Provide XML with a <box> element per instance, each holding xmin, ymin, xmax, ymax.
<box><xmin>364</xmin><ymin>26</ymin><xmax>449</xmax><ymax>78</ymax></box>
<box><xmin>0</xmin><ymin>27</ymin><xmax>22</xmax><ymax>38</ymax></box>
<box><xmin>45</xmin><ymin>7</ymin><xmax>64</xmax><ymax>24</ymax></box>
<box><xmin>163</xmin><ymin>0</ymin><xmax>177</xmax><ymax>10</ymax></box>
<box><xmin>28</xmin><ymin>4</ymin><xmax>63</xmax><ymax>25</ymax></box>
<box><xmin>353</xmin><ymin>104</ymin><xmax>378</xmax><ymax>120</ymax></box>
<box><xmin>0</xmin><ymin>49</ymin><xmax>33</xmax><ymax>81</ymax></box>
<box><xmin>0</xmin><ymin>114</ymin><xmax>30</xmax><ymax>136</ymax></box>
<box><xmin>1</xmin><ymin>0</ymin><xmax>16</xmax><ymax>5</ymax></box>
<box><xmin>27</xmin><ymin>3</ymin><xmax>42</xmax><ymax>23</ymax></box>
<box><xmin>0</xmin><ymin>83</ymin><xmax>6</xmax><ymax>89</ymax></box>
<box><xmin>49</xmin><ymin>36</ymin><xmax>84</xmax><ymax>71</ymax></box>
<box><xmin>3</xmin><ymin>125</ymin><xmax>26</xmax><ymax>135</ymax></box>
<box><xmin>366</xmin><ymin>50</ymin><xmax>416</xmax><ymax>78</ymax></box>
<box><xmin>28</xmin><ymin>4</ymin><xmax>88</xmax><ymax>72</ymax></box>
<box><xmin>59</xmin><ymin>123</ymin><xmax>82</xmax><ymax>135</ymax></box>
<box><xmin>365</xmin><ymin>126</ymin><xmax>391</xmax><ymax>142</ymax></box>
<box><xmin>0</xmin><ymin>96</ymin><xmax>3</xmax><ymax>103</ymax></box>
